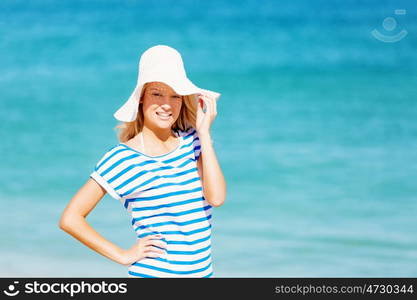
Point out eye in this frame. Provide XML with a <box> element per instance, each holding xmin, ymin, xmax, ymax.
<box><xmin>152</xmin><ymin>92</ymin><xmax>162</xmax><ymax>97</ymax></box>
<box><xmin>172</xmin><ymin>95</ymin><xmax>181</xmax><ymax>99</ymax></box>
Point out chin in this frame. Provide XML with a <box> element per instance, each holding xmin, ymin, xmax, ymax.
<box><xmin>153</xmin><ymin>119</ymin><xmax>175</xmax><ymax>129</ymax></box>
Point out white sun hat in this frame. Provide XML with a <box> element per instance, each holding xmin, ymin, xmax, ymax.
<box><xmin>113</xmin><ymin>45</ymin><xmax>221</xmax><ymax>122</ymax></box>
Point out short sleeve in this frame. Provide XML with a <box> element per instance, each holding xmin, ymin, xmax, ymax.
<box><xmin>89</xmin><ymin>145</ymin><xmax>123</xmax><ymax>201</ymax></box>
<box><xmin>191</xmin><ymin>128</ymin><xmax>201</xmax><ymax>161</ymax></box>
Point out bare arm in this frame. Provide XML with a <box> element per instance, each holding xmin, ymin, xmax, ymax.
<box><xmin>58</xmin><ymin>178</ymin><xmax>127</xmax><ymax>265</ymax></box>
<box><xmin>196</xmin><ymin>132</ymin><xmax>227</xmax><ymax>207</ymax></box>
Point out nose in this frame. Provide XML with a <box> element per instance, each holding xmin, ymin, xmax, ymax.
<box><xmin>158</xmin><ymin>96</ymin><xmax>175</xmax><ymax>108</ymax></box>
<box><xmin>159</xmin><ymin>102</ymin><xmax>172</xmax><ymax>110</ymax></box>
<box><xmin>157</xmin><ymin>95</ymin><xmax>172</xmax><ymax>105</ymax></box>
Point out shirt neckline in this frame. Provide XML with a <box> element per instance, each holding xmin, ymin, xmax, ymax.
<box><xmin>118</xmin><ymin>130</ymin><xmax>183</xmax><ymax>159</ymax></box>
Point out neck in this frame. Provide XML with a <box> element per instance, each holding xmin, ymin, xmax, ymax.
<box><xmin>141</xmin><ymin>124</ymin><xmax>175</xmax><ymax>142</ymax></box>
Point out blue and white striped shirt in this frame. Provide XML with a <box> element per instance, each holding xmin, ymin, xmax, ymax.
<box><xmin>90</xmin><ymin>127</ymin><xmax>213</xmax><ymax>278</ymax></box>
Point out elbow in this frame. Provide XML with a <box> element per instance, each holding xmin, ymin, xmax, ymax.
<box><xmin>59</xmin><ymin>212</ymin><xmax>85</xmax><ymax>232</ymax></box>
<box><xmin>211</xmin><ymin>201</ymin><xmax>223</xmax><ymax>207</ymax></box>
<box><xmin>209</xmin><ymin>196</ymin><xmax>226</xmax><ymax>207</ymax></box>
<box><xmin>58</xmin><ymin>215</ymin><xmax>69</xmax><ymax>231</ymax></box>
<box><xmin>213</xmin><ymin>184</ymin><xmax>227</xmax><ymax>207</ymax></box>
<box><xmin>206</xmin><ymin>185</ymin><xmax>226</xmax><ymax>207</ymax></box>
<box><xmin>58</xmin><ymin>213</ymin><xmax>74</xmax><ymax>232</ymax></box>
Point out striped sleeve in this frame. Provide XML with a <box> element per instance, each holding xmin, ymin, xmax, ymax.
<box><xmin>89</xmin><ymin>146</ymin><xmax>123</xmax><ymax>201</ymax></box>
<box><xmin>191</xmin><ymin>128</ymin><xmax>201</xmax><ymax>161</ymax></box>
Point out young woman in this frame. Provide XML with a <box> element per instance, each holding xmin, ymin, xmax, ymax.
<box><xmin>59</xmin><ymin>45</ymin><xmax>226</xmax><ymax>278</ymax></box>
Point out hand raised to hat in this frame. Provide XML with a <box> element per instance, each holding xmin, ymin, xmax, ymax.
<box><xmin>194</xmin><ymin>92</ymin><xmax>225</xmax><ymax>208</ymax></box>
<box><xmin>196</xmin><ymin>93</ymin><xmax>217</xmax><ymax>136</ymax></box>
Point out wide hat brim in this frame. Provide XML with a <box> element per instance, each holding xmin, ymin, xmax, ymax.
<box><xmin>113</xmin><ymin>77</ymin><xmax>221</xmax><ymax>122</ymax></box>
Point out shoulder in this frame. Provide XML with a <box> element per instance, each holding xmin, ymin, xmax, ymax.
<box><xmin>176</xmin><ymin>127</ymin><xmax>198</xmax><ymax>141</ymax></box>
<box><xmin>93</xmin><ymin>143</ymin><xmax>126</xmax><ymax>171</ymax></box>
<box><xmin>177</xmin><ymin>127</ymin><xmax>201</xmax><ymax>160</ymax></box>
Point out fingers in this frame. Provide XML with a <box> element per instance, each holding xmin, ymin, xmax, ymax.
<box><xmin>144</xmin><ymin>234</ymin><xmax>163</xmax><ymax>240</ymax></box>
<box><xmin>197</xmin><ymin>97</ymin><xmax>204</xmax><ymax>112</ymax></box>
<box><xmin>199</xmin><ymin>94</ymin><xmax>217</xmax><ymax>117</ymax></box>
<box><xmin>140</xmin><ymin>234</ymin><xmax>167</xmax><ymax>248</ymax></box>
<box><xmin>145</xmin><ymin>252</ymin><xmax>164</xmax><ymax>258</ymax></box>
<box><xmin>199</xmin><ymin>95</ymin><xmax>207</xmax><ymax>113</ymax></box>
<box><xmin>137</xmin><ymin>234</ymin><xmax>167</xmax><ymax>259</ymax></box>
<box><xmin>143</xmin><ymin>238</ymin><xmax>167</xmax><ymax>249</ymax></box>
<box><xmin>203</xmin><ymin>95</ymin><xmax>211</xmax><ymax>115</ymax></box>
<box><xmin>208</xmin><ymin>94</ymin><xmax>215</xmax><ymax>116</ymax></box>
<box><xmin>150</xmin><ymin>239</ymin><xmax>167</xmax><ymax>248</ymax></box>
<box><xmin>212</xmin><ymin>95</ymin><xmax>217</xmax><ymax>115</ymax></box>
<box><xmin>208</xmin><ymin>94</ymin><xmax>216</xmax><ymax>116</ymax></box>
<box><xmin>141</xmin><ymin>234</ymin><xmax>161</xmax><ymax>242</ymax></box>
<box><xmin>144</xmin><ymin>245</ymin><xmax>166</xmax><ymax>259</ymax></box>
<box><xmin>144</xmin><ymin>245</ymin><xmax>166</xmax><ymax>254</ymax></box>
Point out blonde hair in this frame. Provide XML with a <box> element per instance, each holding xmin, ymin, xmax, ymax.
<box><xmin>115</xmin><ymin>82</ymin><xmax>198</xmax><ymax>143</ymax></box>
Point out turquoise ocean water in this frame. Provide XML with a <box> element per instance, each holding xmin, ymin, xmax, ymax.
<box><xmin>1</xmin><ymin>0</ymin><xmax>417</xmax><ymax>276</ymax></box>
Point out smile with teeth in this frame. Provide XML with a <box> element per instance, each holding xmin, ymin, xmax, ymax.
<box><xmin>156</xmin><ymin>112</ymin><xmax>172</xmax><ymax>120</ymax></box>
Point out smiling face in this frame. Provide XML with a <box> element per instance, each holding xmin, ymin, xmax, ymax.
<box><xmin>141</xmin><ymin>82</ymin><xmax>183</xmax><ymax>131</ymax></box>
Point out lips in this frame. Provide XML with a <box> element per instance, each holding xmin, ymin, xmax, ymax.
<box><xmin>156</xmin><ymin>112</ymin><xmax>172</xmax><ymax>116</ymax></box>
<box><xmin>156</xmin><ymin>111</ymin><xmax>172</xmax><ymax>120</ymax></box>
